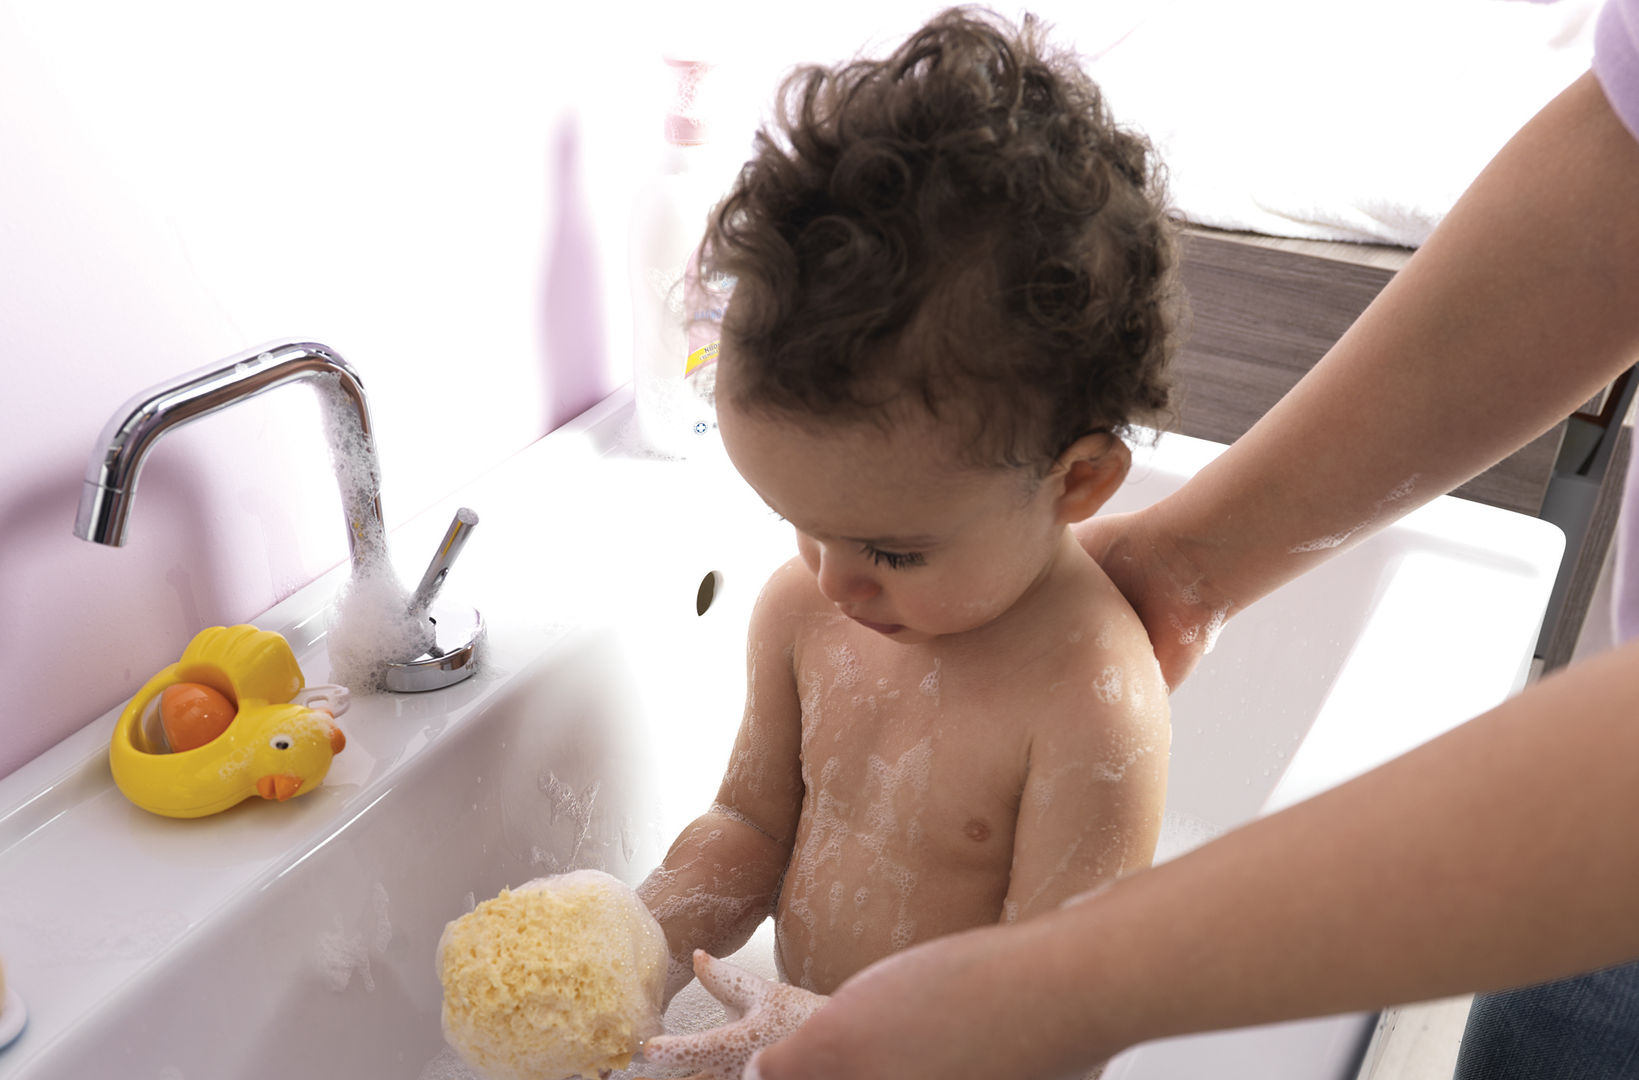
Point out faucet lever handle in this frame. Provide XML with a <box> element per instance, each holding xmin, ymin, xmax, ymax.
<box><xmin>409</xmin><ymin>507</ymin><xmax>478</xmax><ymax>617</ymax></box>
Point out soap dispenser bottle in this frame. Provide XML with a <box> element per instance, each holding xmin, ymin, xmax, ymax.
<box><xmin>629</xmin><ymin>56</ymin><xmax>731</xmax><ymax>458</ymax></box>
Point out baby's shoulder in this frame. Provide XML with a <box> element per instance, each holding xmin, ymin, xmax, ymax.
<box><xmin>746</xmin><ymin>556</ymin><xmax>829</xmax><ymax>644</ymax></box>
<box><xmin>1029</xmin><ymin>576</ymin><xmax>1169</xmax><ymax>744</ymax></box>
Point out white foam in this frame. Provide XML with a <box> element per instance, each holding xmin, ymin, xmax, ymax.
<box><xmin>723</xmin><ymin>706</ymin><xmax>773</xmax><ymax>797</ymax></box>
<box><xmin>917</xmin><ymin>660</ymin><xmax>941</xmax><ymax>701</ymax></box>
<box><xmin>371</xmin><ymin>882</ymin><xmax>393</xmax><ymax>953</ymax></box>
<box><xmin>317</xmin><ymin>916</ymin><xmax>373</xmax><ymax>992</ymax></box>
<box><xmin>624</xmin><ymin>942</ymin><xmax>826</xmax><ymax>1080</ymax></box>
<box><xmin>1288</xmin><ymin>529</ymin><xmax>1358</xmax><ymax>554</ymax></box>
<box><xmin>1168</xmin><ymin>612</ymin><xmax>1200</xmax><ymax>645</ymax></box>
<box><xmin>1289</xmin><ymin>475</ymin><xmax>1422</xmax><ymax>555</ymax></box>
<box><xmin>1091</xmin><ymin>666</ymin><xmax>1124</xmax><ymax>704</ymax></box>
<box><xmin>419</xmin><ymin>1047</ymin><xmax>483</xmax><ymax>1080</ymax></box>
<box><xmin>315</xmin><ymin>883</ymin><xmax>392</xmax><ymax>993</ymax></box>
<box><xmin>825</xmin><ymin>644</ymin><xmax>861</xmax><ymax>689</ymax></box>
<box><xmin>1029</xmin><ymin>772</ymin><xmax>1056</xmax><ymax>813</ymax></box>
<box><xmin>1090</xmin><ymin>744</ymin><xmax>1155</xmax><ymax>783</ymax></box>
<box><xmin>539</xmin><ymin>771</ymin><xmax>601</xmax><ymax>866</ymax></box>
<box><xmin>1201</xmin><ymin>605</ymin><xmax>1229</xmax><ymax>654</ymax></box>
<box><xmin>326</xmin><ymin>563</ymin><xmax>427</xmax><ymax>691</ymax></box>
<box><xmin>313</xmin><ymin>373</ymin><xmax>436</xmax><ymax>692</ymax></box>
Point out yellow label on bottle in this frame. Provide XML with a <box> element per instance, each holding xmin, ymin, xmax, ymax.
<box><xmin>685</xmin><ymin>339</ymin><xmax>719</xmax><ymax>377</ymax></box>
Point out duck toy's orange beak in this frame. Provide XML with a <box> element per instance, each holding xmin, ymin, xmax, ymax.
<box><xmin>256</xmin><ymin>774</ymin><xmax>305</xmax><ymax>801</ymax></box>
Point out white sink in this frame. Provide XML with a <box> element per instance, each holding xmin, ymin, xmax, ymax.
<box><xmin>0</xmin><ymin>390</ymin><xmax>1563</xmax><ymax>1079</ymax></box>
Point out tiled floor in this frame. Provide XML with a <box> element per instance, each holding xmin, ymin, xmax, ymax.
<box><xmin>1356</xmin><ymin>538</ymin><xmax>1622</xmax><ymax>1079</ymax></box>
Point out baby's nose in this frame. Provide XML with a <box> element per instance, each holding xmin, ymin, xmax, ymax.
<box><xmin>815</xmin><ymin>554</ymin><xmax>881</xmax><ymax>606</ymax></box>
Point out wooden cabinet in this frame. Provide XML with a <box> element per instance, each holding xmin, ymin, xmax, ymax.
<box><xmin>1170</xmin><ymin>227</ymin><xmax>1632</xmax><ymax>668</ymax></box>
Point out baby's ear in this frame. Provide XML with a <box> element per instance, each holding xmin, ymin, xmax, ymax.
<box><xmin>1053</xmin><ymin>434</ymin><xmax>1130</xmax><ymax>524</ymax></box>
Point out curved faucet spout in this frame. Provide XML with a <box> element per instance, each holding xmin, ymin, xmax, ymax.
<box><xmin>73</xmin><ymin>340</ymin><xmax>390</xmax><ymax>574</ymax></box>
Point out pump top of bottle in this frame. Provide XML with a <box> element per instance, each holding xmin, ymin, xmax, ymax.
<box><xmin>662</xmin><ymin>57</ymin><xmax>714</xmax><ymax>146</ymax></box>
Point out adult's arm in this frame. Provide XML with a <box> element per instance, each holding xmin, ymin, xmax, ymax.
<box><xmin>747</xmin><ymin>638</ymin><xmax>1639</xmax><ymax>1080</ymax></box>
<box><xmin>1084</xmin><ymin>69</ymin><xmax>1639</xmax><ymax>686</ymax></box>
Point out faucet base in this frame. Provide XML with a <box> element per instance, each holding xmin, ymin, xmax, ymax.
<box><xmin>383</xmin><ymin>601</ymin><xmax>484</xmax><ymax>693</ymax></box>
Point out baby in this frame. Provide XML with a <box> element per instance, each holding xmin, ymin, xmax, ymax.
<box><xmin>637</xmin><ymin>5</ymin><xmax>1177</xmax><ymax>1069</ymax></box>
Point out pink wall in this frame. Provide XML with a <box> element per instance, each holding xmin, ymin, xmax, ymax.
<box><xmin>0</xmin><ymin>1</ymin><xmax>954</xmax><ymax>780</ymax></box>
<box><xmin>0</xmin><ymin>3</ymin><xmax>641</xmax><ymax>778</ymax></box>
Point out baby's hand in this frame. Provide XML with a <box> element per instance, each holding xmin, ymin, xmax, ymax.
<box><xmin>634</xmin><ymin>951</ymin><xmax>828</xmax><ymax>1080</ymax></box>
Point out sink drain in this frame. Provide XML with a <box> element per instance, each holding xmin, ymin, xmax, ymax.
<box><xmin>696</xmin><ymin>571</ymin><xmax>723</xmax><ymax>616</ymax></box>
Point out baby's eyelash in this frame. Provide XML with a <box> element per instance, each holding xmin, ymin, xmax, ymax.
<box><xmin>769</xmin><ymin>509</ymin><xmax>924</xmax><ymax>569</ymax></box>
<box><xmin>864</xmin><ymin>545</ymin><xmax>926</xmax><ymax>570</ymax></box>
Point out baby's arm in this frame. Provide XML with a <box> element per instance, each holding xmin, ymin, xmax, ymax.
<box><xmin>637</xmin><ymin>563</ymin><xmax>808</xmax><ymax>1003</ymax></box>
<box><xmin>1003</xmin><ymin>632</ymin><xmax>1170</xmax><ymax>923</ymax></box>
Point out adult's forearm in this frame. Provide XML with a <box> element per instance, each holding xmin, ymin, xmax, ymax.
<box><xmin>1034</xmin><ymin>640</ymin><xmax>1639</xmax><ymax>1057</ymax></box>
<box><xmin>1161</xmin><ymin>70</ymin><xmax>1639</xmax><ymax>612</ymax></box>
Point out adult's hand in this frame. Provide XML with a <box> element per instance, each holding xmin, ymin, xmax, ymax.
<box><xmin>1076</xmin><ymin>509</ymin><xmax>1234</xmax><ymax>689</ymax></box>
<box><xmin>745</xmin><ymin>921</ymin><xmax>1103</xmax><ymax>1080</ymax></box>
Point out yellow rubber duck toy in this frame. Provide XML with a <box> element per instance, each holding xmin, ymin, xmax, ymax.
<box><xmin>110</xmin><ymin>624</ymin><xmax>348</xmax><ymax>819</ymax></box>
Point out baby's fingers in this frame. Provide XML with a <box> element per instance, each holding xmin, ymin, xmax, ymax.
<box><xmin>690</xmin><ymin>949</ymin><xmax>771</xmax><ymax>1018</ymax></box>
<box><xmin>640</xmin><ymin>1025</ymin><xmax>756</xmax><ymax>1078</ymax></box>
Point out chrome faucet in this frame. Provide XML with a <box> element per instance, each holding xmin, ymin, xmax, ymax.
<box><xmin>74</xmin><ymin>340</ymin><xmax>386</xmax><ymax>569</ymax></box>
<box><xmin>74</xmin><ymin>338</ymin><xmax>481</xmax><ymax>692</ymax></box>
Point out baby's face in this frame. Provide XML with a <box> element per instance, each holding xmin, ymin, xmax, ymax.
<box><xmin>718</xmin><ymin>394</ymin><xmax>1068</xmax><ymax>645</ymax></box>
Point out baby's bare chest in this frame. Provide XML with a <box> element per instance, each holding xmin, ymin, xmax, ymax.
<box><xmin>788</xmin><ymin>642</ymin><xmax>1027</xmax><ymax>870</ymax></box>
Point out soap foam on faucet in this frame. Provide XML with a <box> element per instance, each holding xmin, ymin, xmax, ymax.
<box><xmin>327</xmin><ymin>565</ymin><xmax>428</xmax><ymax>691</ymax></box>
<box><xmin>311</xmin><ymin>371</ymin><xmax>431</xmax><ymax>692</ymax></box>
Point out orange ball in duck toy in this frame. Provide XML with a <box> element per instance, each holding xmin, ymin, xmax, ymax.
<box><xmin>158</xmin><ymin>682</ymin><xmax>237</xmax><ymax>752</ymax></box>
<box><xmin>111</xmin><ymin>625</ymin><xmax>348</xmax><ymax>818</ymax></box>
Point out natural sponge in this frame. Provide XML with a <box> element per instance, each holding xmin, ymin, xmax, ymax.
<box><xmin>437</xmin><ymin>870</ymin><xmax>669</xmax><ymax>1080</ymax></box>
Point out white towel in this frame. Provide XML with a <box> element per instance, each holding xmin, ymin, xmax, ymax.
<box><xmin>1057</xmin><ymin>0</ymin><xmax>1600</xmax><ymax>247</ymax></box>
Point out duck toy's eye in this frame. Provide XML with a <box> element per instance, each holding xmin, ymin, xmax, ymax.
<box><xmin>270</xmin><ymin>735</ymin><xmax>294</xmax><ymax>751</ymax></box>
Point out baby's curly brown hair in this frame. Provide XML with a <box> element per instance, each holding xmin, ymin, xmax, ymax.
<box><xmin>701</xmin><ymin>5</ymin><xmax>1179</xmax><ymax>469</ymax></box>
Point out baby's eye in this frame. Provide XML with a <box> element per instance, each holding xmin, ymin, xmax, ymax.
<box><xmin>864</xmin><ymin>545</ymin><xmax>926</xmax><ymax>570</ymax></box>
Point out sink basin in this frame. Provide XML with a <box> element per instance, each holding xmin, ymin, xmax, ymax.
<box><xmin>0</xmin><ymin>389</ymin><xmax>1563</xmax><ymax>1079</ymax></box>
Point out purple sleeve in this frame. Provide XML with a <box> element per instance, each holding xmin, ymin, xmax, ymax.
<box><xmin>1596</xmin><ymin>0</ymin><xmax>1639</xmax><ymax>146</ymax></box>
<box><xmin>1595</xmin><ymin>1</ymin><xmax>1639</xmax><ymax>644</ymax></box>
